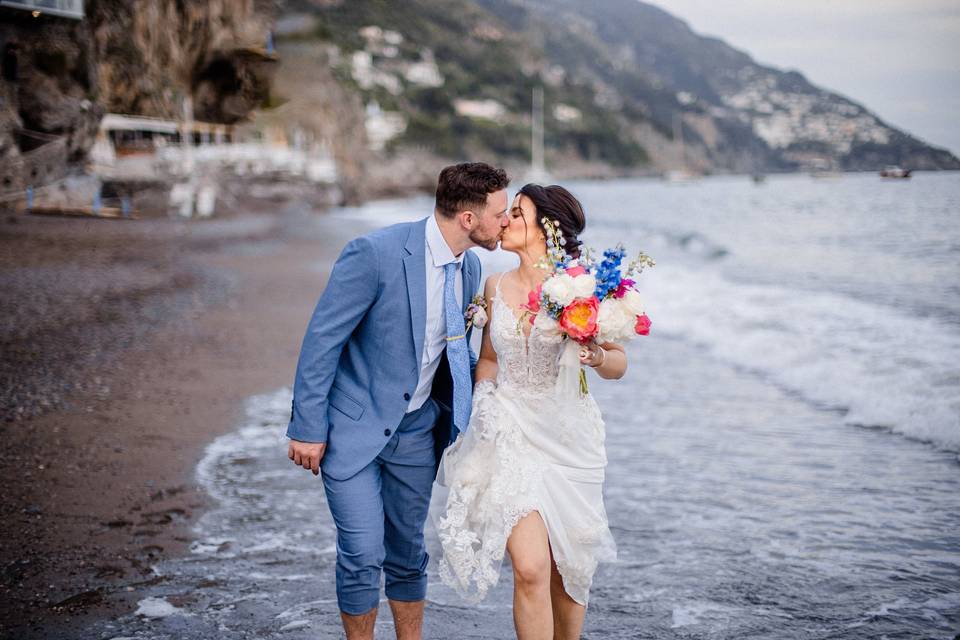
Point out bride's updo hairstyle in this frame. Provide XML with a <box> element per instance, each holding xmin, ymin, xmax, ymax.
<box><xmin>518</xmin><ymin>184</ymin><xmax>586</xmax><ymax>259</ymax></box>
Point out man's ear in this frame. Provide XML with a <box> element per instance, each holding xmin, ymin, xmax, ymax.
<box><xmin>460</xmin><ymin>210</ymin><xmax>475</xmax><ymax>229</ymax></box>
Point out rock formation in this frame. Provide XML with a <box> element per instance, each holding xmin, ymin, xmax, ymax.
<box><xmin>1</xmin><ymin>0</ymin><xmax>277</xmax><ymax>198</ymax></box>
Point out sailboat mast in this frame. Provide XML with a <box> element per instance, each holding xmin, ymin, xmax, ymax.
<box><xmin>532</xmin><ymin>86</ymin><xmax>545</xmax><ymax>176</ymax></box>
<box><xmin>674</xmin><ymin>112</ymin><xmax>685</xmax><ymax>171</ymax></box>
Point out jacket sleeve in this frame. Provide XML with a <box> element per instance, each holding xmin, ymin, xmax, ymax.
<box><xmin>286</xmin><ymin>236</ymin><xmax>380</xmax><ymax>442</ymax></box>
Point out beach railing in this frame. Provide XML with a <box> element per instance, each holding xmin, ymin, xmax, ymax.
<box><xmin>0</xmin><ymin>129</ymin><xmax>68</xmax><ymax>203</ymax></box>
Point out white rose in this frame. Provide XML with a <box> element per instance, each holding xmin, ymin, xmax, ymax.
<box><xmin>542</xmin><ymin>273</ymin><xmax>576</xmax><ymax>307</ymax></box>
<box><xmin>621</xmin><ymin>289</ymin><xmax>645</xmax><ymax>317</ymax></box>
<box><xmin>571</xmin><ymin>274</ymin><xmax>596</xmax><ymax>299</ymax></box>
<box><xmin>533</xmin><ymin>311</ymin><xmax>562</xmax><ymax>337</ymax></box>
<box><xmin>597</xmin><ymin>298</ymin><xmax>634</xmax><ymax>342</ymax></box>
<box><xmin>471</xmin><ymin>306</ymin><xmax>488</xmax><ymax>329</ymax></box>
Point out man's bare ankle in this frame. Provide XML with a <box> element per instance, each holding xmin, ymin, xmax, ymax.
<box><xmin>388</xmin><ymin>599</ymin><xmax>425</xmax><ymax>640</ymax></box>
<box><xmin>341</xmin><ymin>606</ymin><xmax>378</xmax><ymax>640</ymax></box>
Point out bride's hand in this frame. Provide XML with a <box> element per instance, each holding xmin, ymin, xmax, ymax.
<box><xmin>578</xmin><ymin>340</ymin><xmax>605</xmax><ymax>367</ymax></box>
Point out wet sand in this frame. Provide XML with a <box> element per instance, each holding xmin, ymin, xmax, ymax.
<box><xmin>0</xmin><ymin>203</ymin><xmax>346</xmax><ymax>638</ymax></box>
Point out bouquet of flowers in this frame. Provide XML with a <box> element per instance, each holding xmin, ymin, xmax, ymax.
<box><xmin>522</xmin><ymin>217</ymin><xmax>654</xmax><ymax>344</ymax></box>
<box><xmin>522</xmin><ymin>217</ymin><xmax>655</xmax><ymax>394</ymax></box>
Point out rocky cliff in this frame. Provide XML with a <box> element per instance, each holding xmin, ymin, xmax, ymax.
<box><xmin>498</xmin><ymin>0</ymin><xmax>959</xmax><ymax>172</ymax></box>
<box><xmin>1</xmin><ymin>0</ymin><xmax>276</xmax><ymax>195</ymax></box>
<box><xmin>276</xmin><ymin>0</ymin><xmax>959</xmax><ymax>176</ymax></box>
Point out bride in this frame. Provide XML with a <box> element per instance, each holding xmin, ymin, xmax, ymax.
<box><xmin>433</xmin><ymin>184</ymin><xmax>628</xmax><ymax>639</ymax></box>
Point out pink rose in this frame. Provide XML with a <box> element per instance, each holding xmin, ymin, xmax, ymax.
<box><xmin>635</xmin><ymin>313</ymin><xmax>651</xmax><ymax>336</ymax></box>
<box><xmin>565</xmin><ymin>265</ymin><xmax>587</xmax><ymax>277</ymax></box>
<box><xmin>560</xmin><ymin>296</ymin><xmax>600</xmax><ymax>343</ymax></box>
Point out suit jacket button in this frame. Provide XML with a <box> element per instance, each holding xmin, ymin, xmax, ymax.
<box><xmin>384</xmin><ymin>428</ymin><xmax>392</xmax><ymax>437</ymax></box>
<box><xmin>403</xmin><ymin>393</ymin><xmax>411</xmax><ymax>401</ymax></box>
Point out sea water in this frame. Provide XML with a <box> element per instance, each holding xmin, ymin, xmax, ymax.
<box><xmin>92</xmin><ymin>172</ymin><xmax>960</xmax><ymax>639</ymax></box>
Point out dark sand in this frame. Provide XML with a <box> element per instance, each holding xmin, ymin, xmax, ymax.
<box><xmin>0</xmin><ymin>203</ymin><xmax>341</xmax><ymax>638</ymax></box>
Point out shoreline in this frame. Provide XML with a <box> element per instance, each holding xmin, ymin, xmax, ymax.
<box><xmin>0</xmin><ymin>204</ymin><xmax>344</xmax><ymax>637</ymax></box>
<box><xmin>3</xmin><ymin>177</ymin><xmax>959</xmax><ymax>638</ymax></box>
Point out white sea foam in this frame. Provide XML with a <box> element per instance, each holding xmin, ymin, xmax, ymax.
<box><xmin>195</xmin><ymin>388</ymin><xmax>293</xmax><ymax>505</ymax></box>
<box><xmin>279</xmin><ymin>620</ymin><xmax>311</xmax><ymax>632</ymax></box>
<box><xmin>134</xmin><ymin>596</ymin><xmax>185</xmax><ymax>619</ymax></box>
<box><xmin>637</xmin><ymin>262</ymin><xmax>960</xmax><ymax>452</ymax></box>
<box><xmin>275</xmin><ymin>598</ymin><xmax>341</xmax><ymax>620</ymax></box>
<box><xmin>864</xmin><ymin>592</ymin><xmax>960</xmax><ymax>620</ymax></box>
<box><xmin>671</xmin><ymin>600</ymin><xmax>740</xmax><ymax>627</ymax></box>
<box><xmin>193</xmin><ymin>388</ymin><xmax>339</xmax><ymax>562</ymax></box>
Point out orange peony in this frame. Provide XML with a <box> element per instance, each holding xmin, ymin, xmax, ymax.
<box><xmin>560</xmin><ymin>296</ymin><xmax>600</xmax><ymax>343</ymax></box>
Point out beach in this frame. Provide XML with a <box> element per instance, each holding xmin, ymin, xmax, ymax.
<box><xmin>0</xmin><ymin>201</ymin><xmax>352</xmax><ymax>637</ymax></box>
<box><xmin>4</xmin><ymin>0</ymin><xmax>960</xmax><ymax>635</ymax></box>
<box><xmin>1</xmin><ymin>172</ymin><xmax>959</xmax><ymax>639</ymax></box>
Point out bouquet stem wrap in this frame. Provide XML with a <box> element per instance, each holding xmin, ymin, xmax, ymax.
<box><xmin>556</xmin><ymin>339</ymin><xmax>587</xmax><ymax>399</ymax></box>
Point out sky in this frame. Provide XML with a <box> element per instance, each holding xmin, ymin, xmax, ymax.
<box><xmin>652</xmin><ymin>0</ymin><xmax>960</xmax><ymax>157</ymax></box>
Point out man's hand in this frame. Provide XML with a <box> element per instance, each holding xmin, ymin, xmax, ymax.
<box><xmin>288</xmin><ymin>440</ymin><xmax>326</xmax><ymax>476</ymax></box>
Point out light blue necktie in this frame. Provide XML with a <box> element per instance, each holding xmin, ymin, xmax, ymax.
<box><xmin>443</xmin><ymin>261</ymin><xmax>472</xmax><ymax>436</ymax></box>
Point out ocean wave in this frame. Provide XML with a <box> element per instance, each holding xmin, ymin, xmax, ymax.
<box><xmin>588</xmin><ymin>218</ymin><xmax>731</xmax><ymax>262</ymax></box>
<box><xmin>636</xmin><ymin>263</ymin><xmax>960</xmax><ymax>453</ymax></box>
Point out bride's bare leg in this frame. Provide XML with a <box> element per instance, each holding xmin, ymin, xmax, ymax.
<box><xmin>549</xmin><ymin>555</ymin><xmax>586</xmax><ymax>640</ymax></box>
<box><xmin>507</xmin><ymin>511</ymin><xmax>553</xmax><ymax>640</ymax></box>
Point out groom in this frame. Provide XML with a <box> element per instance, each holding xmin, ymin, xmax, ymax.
<box><xmin>286</xmin><ymin>162</ymin><xmax>510</xmax><ymax>639</ymax></box>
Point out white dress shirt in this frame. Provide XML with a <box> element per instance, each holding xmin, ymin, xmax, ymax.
<box><xmin>407</xmin><ymin>214</ymin><xmax>464</xmax><ymax>412</ymax></box>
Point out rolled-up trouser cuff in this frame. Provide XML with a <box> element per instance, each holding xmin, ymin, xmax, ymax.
<box><xmin>337</xmin><ymin>592</ymin><xmax>380</xmax><ymax>616</ymax></box>
<box><xmin>384</xmin><ymin>573</ymin><xmax>428</xmax><ymax>603</ymax></box>
<box><xmin>336</xmin><ymin>567</ymin><xmax>381</xmax><ymax>615</ymax></box>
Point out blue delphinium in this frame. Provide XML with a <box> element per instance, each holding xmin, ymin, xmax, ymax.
<box><xmin>593</xmin><ymin>245</ymin><xmax>626</xmax><ymax>299</ymax></box>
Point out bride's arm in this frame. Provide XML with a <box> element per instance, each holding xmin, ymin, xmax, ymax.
<box><xmin>581</xmin><ymin>341</ymin><xmax>627</xmax><ymax>380</ymax></box>
<box><xmin>473</xmin><ymin>277</ymin><xmax>499</xmax><ymax>386</ymax></box>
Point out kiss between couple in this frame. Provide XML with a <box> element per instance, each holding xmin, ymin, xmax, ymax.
<box><xmin>286</xmin><ymin>162</ymin><xmax>629</xmax><ymax>639</ymax></box>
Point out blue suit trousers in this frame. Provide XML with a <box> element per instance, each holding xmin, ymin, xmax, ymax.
<box><xmin>321</xmin><ymin>398</ymin><xmax>440</xmax><ymax>615</ymax></box>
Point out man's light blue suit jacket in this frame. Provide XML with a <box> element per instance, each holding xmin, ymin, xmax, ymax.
<box><xmin>287</xmin><ymin>217</ymin><xmax>481</xmax><ymax>480</ymax></box>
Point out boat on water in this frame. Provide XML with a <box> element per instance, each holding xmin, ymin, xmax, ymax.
<box><xmin>663</xmin><ymin>169</ymin><xmax>699</xmax><ymax>183</ymax></box>
<box><xmin>810</xmin><ymin>170</ymin><xmax>843</xmax><ymax>179</ymax></box>
<box><xmin>880</xmin><ymin>165</ymin><xmax>912</xmax><ymax>179</ymax></box>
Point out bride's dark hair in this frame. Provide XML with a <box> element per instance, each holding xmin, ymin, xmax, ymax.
<box><xmin>517</xmin><ymin>184</ymin><xmax>586</xmax><ymax>258</ymax></box>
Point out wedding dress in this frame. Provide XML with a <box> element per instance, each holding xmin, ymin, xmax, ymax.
<box><xmin>433</xmin><ymin>273</ymin><xmax>617</xmax><ymax>607</ymax></box>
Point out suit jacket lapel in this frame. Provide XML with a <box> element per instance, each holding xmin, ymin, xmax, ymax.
<box><xmin>402</xmin><ymin>218</ymin><xmax>428</xmax><ymax>368</ymax></box>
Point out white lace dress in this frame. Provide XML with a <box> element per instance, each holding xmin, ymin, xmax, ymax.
<box><xmin>433</xmin><ymin>274</ymin><xmax>617</xmax><ymax>606</ymax></box>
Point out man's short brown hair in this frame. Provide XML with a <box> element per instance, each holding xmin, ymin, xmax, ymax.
<box><xmin>434</xmin><ymin>162</ymin><xmax>510</xmax><ymax>218</ymax></box>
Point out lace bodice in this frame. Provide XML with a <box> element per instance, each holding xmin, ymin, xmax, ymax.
<box><xmin>491</xmin><ymin>274</ymin><xmax>564</xmax><ymax>394</ymax></box>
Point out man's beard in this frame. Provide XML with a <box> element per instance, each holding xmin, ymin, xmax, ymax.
<box><xmin>468</xmin><ymin>226</ymin><xmax>500</xmax><ymax>251</ymax></box>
